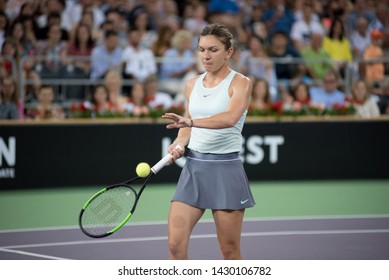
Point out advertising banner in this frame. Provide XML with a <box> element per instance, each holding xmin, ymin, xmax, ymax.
<box><xmin>1</xmin><ymin>120</ymin><xmax>388</xmax><ymax>189</ymax></box>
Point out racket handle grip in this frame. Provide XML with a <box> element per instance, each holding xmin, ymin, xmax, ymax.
<box><xmin>151</xmin><ymin>145</ymin><xmax>183</xmax><ymax>174</ymax></box>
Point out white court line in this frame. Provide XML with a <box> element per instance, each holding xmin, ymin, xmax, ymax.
<box><xmin>2</xmin><ymin>228</ymin><xmax>389</xmax><ymax>250</ymax></box>
<box><xmin>1</xmin><ymin>214</ymin><xmax>389</xmax><ymax>234</ymax></box>
<box><xmin>0</xmin><ymin>248</ymin><xmax>70</xmax><ymax>260</ymax></box>
<box><xmin>2</xmin><ymin>215</ymin><xmax>388</xmax><ymax>260</ymax></box>
<box><xmin>244</xmin><ymin>214</ymin><xmax>389</xmax><ymax>222</ymax></box>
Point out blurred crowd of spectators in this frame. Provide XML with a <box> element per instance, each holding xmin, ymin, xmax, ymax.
<box><xmin>0</xmin><ymin>0</ymin><xmax>389</xmax><ymax>120</ymax></box>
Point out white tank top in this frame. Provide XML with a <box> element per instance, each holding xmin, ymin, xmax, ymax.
<box><xmin>188</xmin><ymin>70</ymin><xmax>247</xmax><ymax>154</ymax></box>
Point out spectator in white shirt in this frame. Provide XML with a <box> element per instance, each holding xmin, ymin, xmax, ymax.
<box><xmin>122</xmin><ymin>28</ymin><xmax>157</xmax><ymax>83</ymax></box>
<box><xmin>349</xmin><ymin>16</ymin><xmax>371</xmax><ymax>58</ymax></box>
<box><xmin>290</xmin><ymin>1</ymin><xmax>325</xmax><ymax>51</ymax></box>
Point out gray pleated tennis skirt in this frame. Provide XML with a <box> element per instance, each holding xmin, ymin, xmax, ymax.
<box><xmin>172</xmin><ymin>150</ymin><xmax>256</xmax><ymax>210</ymax></box>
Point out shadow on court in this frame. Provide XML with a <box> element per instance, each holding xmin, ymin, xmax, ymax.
<box><xmin>1</xmin><ymin>216</ymin><xmax>389</xmax><ymax>260</ymax></box>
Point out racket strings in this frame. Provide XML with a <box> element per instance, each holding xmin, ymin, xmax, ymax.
<box><xmin>80</xmin><ymin>186</ymin><xmax>136</xmax><ymax>236</ymax></box>
<box><xmin>93</xmin><ymin>197</ymin><xmax>122</xmax><ymax>224</ymax></box>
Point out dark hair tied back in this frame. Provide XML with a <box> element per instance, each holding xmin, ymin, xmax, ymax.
<box><xmin>199</xmin><ymin>24</ymin><xmax>233</xmax><ymax>50</ymax></box>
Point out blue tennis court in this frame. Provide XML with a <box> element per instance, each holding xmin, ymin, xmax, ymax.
<box><xmin>1</xmin><ymin>216</ymin><xmax>389</xmax><ymax>260</ymax></box>
<box><xmin>1</xmin><ymin>180</ymin><xmax>388</xmax><ymax>260</ymax></box>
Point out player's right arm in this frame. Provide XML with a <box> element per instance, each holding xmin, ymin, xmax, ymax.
<box><xmin>168</xmin><ymin>75</ymin><xmax>198</xmax><ymax>160</ymax></box>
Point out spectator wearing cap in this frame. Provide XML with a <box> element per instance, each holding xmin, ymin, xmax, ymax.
<box><xmin>363</xmin><ymin>29</ymin><xmax>384</xmax><ymax>85</ymax></box>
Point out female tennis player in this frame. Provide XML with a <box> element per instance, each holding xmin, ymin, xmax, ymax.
<box><xmin>162</xmin><ymin>23</ymin><xmax>255</xmax><ymax>260</ymax></box>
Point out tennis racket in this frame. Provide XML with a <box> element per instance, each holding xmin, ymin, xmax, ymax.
<box><xmin>78</xmin><ymin>145</ymin><xmax>182</xmax><ymax>238</ymax></box>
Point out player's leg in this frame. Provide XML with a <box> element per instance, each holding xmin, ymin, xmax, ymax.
<box><xmin>168</xmin><ymin>201</ymin><xmax>205</xmax><ymax>259</ymax></box>
<box><xmin>212</xmin><ymin>209</ymin><xmax>245</xmax><ymax>260</ymax></box>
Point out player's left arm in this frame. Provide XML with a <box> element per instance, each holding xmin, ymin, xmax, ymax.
<box><xmin>163</xmin><ymin>73</ymin><xmax>252</xmax><ymax>129</ymax></box>
<box><xmin>217</xmin><ymin>73</ymin><xmax>252</xmax><ymax>128</ymax></box>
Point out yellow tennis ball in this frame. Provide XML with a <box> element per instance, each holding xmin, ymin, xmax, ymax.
<box><xmin>136</xmin><ymin>162</ymin><xmax>151</xmax><ymax>177</ymax></box>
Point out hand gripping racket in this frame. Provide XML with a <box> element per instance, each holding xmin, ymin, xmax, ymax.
<box><xmin>78</xmin><ymin>145</ymin><xmax>182</xmax><ymax>238</ymax></box>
